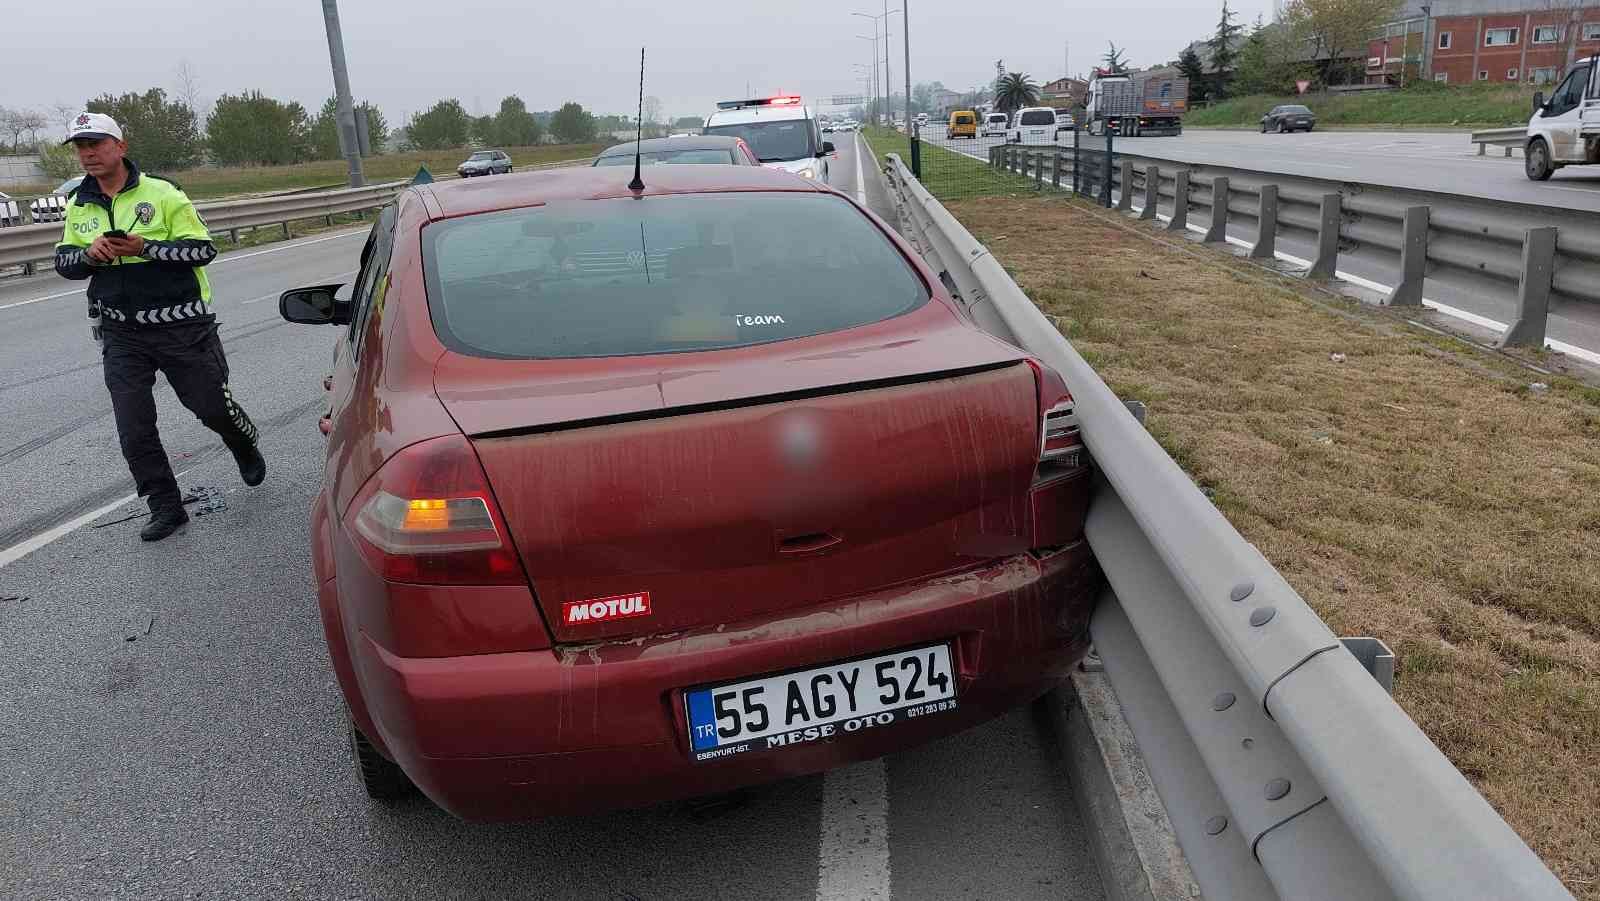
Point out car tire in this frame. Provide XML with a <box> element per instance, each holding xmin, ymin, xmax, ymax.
<box><xmin>1525</xmin><ymin>138</ymin><xmax>1555</xmax><ymax>181</ymax></box>
<box><xmin>1260</xmin><ymin>122</ymin><xmax>1268</xmax><ymax>133</ymax></box>
<box><xmin>348</xmin><ymin>714</ymin><xmax>416</xmax><ymax>801</ymax></box>
<box><xmin>1276</xmin><ymin>121</ymin><xmax>1287</xmax><ymax>134</ymax></box>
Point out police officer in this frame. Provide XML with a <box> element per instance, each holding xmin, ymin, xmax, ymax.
<box><xmin>54</xmin><ymin>113</ymin><xmax>265</xmax><ymax>542</ymax></box>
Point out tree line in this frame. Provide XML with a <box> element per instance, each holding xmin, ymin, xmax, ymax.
<box><xmin>6</xmin><ymin>89</ymin><xmax>619</xmax><ymax>178</ymax></box>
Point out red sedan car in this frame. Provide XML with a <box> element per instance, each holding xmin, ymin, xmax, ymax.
<box><xmin>279</xmin><ymin>163</ymin><xmax>1100</xmax><ymax>821</ymax></box>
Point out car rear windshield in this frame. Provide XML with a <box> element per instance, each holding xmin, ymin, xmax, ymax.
<box><xmin>1282</xmin><ymin>106</ymin><xmax>1311</xmax><ymax>114</ymax></box>
<box><xmin>987</xmin><ymin>114</ymin><xmax>1008</xmax><ymax>122</ymax></box>
<box><xmin>594</xmin><ymin>149</ymin><xmax>736</xmax><ymax>166</ymax></box>
<box><xmin>423</xmin><ymin>192</ymin><xmax>929</xmax><ymax>359</ymax></box>
<box><xmin>1018</xmin><ymin>111</ymin><xmax>1056</xmax><ymax>126</ymax></box>
<box><xmin>468</xmin><ymin>152</ymin><xmax>493</xmax><ymax>161</ymax></box>
<box><xmin>954</xmin><ymin>114</ymin><xmax>974</xmax><ymax>124</ymax></box>
<box><xmin>702</xmin><ymin>120</ymin><xmax>812</xmax><ymax>162</ymax></box>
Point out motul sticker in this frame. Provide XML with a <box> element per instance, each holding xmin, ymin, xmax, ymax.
<box><xmin>563</xmin><ymin>592</ymin><xmax>652</xmax><ymax>625</ymax></box>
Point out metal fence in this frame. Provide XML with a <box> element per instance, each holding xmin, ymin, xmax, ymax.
<box><xmin>0</xmin><ymin>157</ymin><xmax>595</xmax><ymax>276</ymax></box>
<box><xmin>881</xmin><ymin>150</ymin><xmax>1575</xmax><ymax>901</ymax></box>
<box><xmin>985</xmin><ymin>141</ymin><xmax>1597</xmax><ymax>353</ymax></box>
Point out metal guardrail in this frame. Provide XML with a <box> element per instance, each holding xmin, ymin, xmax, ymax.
<box><xmin>882</xmin><ymin>151</ymin><xmax>1574</xmax><ymax>901</ymax></box>
<box><xmin>987</xmin><ymin>143</ymin><xmax>1598</xmax><ymax>352</ymax></box>
<box><xmin>1471</xmin><ymin>126</ymin><xmax>1527</xmax><ymax>157</ymax></box>
<box><xmin>0</xmin><ymin>156</ymin><xmax>595</xmax><ymax>274</ymax></box>
<box><xmin>0</xmin><ymin>181</ymin><xmax>405</xmax><ymax>272</ymax></box>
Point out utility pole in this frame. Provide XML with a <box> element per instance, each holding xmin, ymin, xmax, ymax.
<box><xmin>320</xmin><ymin>0</ymin><xmax>365</xmax><ymax>187</ymax></box>
<box><xmin>902</xmin><ymin>0</ymin><xmax>912</xmax><ymax>126</ymax></box>
<box><xmin>883</xmin><ymin>0</ymin><xmax>892</xmax><ymax>123</ymax></box>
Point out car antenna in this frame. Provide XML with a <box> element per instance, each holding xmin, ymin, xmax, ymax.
<box><xmin>629</xmin><ymin>46</ymin><xmax>646</xmax><ymax>192</ymax></box>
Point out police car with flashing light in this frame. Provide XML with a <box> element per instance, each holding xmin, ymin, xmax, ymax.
<box><xmin>702</xmin><ymin>96</ymin><xmax>833</xmax><ymax>184</ymax></box>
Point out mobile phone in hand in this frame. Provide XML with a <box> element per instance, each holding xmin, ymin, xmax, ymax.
<box><xmin>103</xmin><ymin>229</ymin><xmax>128</xmax><ymax>239</ymax></box>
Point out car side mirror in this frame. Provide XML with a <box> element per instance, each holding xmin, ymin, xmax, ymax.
<box><xmin>1533</xmin><ymin>91</ymin><xmax>1546</xmax><ymax>114</ymax></box>
<box><xmin>820</xmin><ymin>141</ymin><xmax>836</xmax><ymax>155</ymax></box>
<box><xmin>280</xmin><ymin>284</ymin><xmax>350</xmax><ymax>325</ymax></box>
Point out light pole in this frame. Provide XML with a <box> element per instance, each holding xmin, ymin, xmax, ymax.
<box><xmin>320</xmin><ymin>0</ymin><xmax>365</xmax><ymax>187</ymax></box>
<box><xmin>856</xmin><ymin>32</ymin><xmax>879</xmax><ymax>124</ymax></box>
<box><xmin>902</xmin><ymin>0</ymin><xmax>912</xmax><ymax>127</ymax></box>
<box><xmin>856</xmin><ymin>9</ymin><xmax>903</xmax><ymax>125</ymax></box>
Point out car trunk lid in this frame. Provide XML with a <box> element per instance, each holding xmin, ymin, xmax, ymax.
<box><xmin>441</xmin><ymin>315</ymin><xmax>1042</xmax><ymax>642</ymax></box>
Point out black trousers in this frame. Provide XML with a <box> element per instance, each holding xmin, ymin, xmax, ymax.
<box><xmin>102</xmin><ymin>321</ymin><xmax>258</xmax><ymax>512</ymax></box>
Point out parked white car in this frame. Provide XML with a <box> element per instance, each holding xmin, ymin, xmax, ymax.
<box><xmin>29</xmin><ymin>177</ymin><xmax>82</xmax><ymax>223</ymax></box>
<box><xmin>981</xmin><ymin>113</ymin><xmax>1010</xmax><ymax>138</ymax></box>
<box><xmin>1524</xmin><ymin>53</ymin><xmax>1599</xmax><ymax>181</ymax></box>
<box><xmin>1007</xmin><ymin>107</ymin><xmax>1060</xmax><ymax>146</ymax></box>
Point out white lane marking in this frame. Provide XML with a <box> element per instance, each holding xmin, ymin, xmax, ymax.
<box><xmin>853</xmin><ymin>133</ymin><xmax>869</xmax><ymax>204</ymax></box>
<box><xmin>815</xmin><ymin>758</ymin><xmax>891</xmax><ymax>901</ymax></box>
<box><xmin>241</xmin><ymin>269</ymin><xmax>357</xmax><ymax>304</ymax></box>
<box><xmin>0</xmin><ymin>491</ymin><xmax>137</xmax><ymax>570</ymax></box>
<box><xmin>0</xmin><ymin>286</ymin><xmax>86</xmax><ymax>311</ymax></box>
<box><xmin>1120</xmin><ymin>195</ymin><xmax>1600</xmax><ymax>367</ymax></box>
<box><xmin>0</xmin><ymin>229</ymin><xmax>368</xmax><ymax>313</ymax></box>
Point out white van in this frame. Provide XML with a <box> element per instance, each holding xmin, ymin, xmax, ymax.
<box><xmin>1525</xmin><ymin>55</ymin><xmax>1600</xmax><ymax>181</ymax></box>
<box><xmin>703</xmin><ymin>96</ymin><xmax>833</xmax><ymax>183</ymax></box>
<box><xmin>981</xmin><ymin>112</ymin><xmax>1010</xmax><ymax>137</ymax></box>
<box><xmin>1007</xmin><ymin>107</ymin><xmax>1060</xmax><ymax>146</ymax></box>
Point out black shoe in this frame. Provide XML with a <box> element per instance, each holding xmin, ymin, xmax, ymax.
<box><xmin>234</xmin><ymin>444</ymin><xmax>266</xmax><ymax>487</ymax></box>
<box><xmin>140</xmin><ymin>507</ymin><xmax>190</xmax><ymax>542</ymax></box>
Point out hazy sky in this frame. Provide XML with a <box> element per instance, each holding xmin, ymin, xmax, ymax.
<box><xmin>3</xmin><ymin>0</ymin><xmax>1272</xmax><ymax>128</ymax></box>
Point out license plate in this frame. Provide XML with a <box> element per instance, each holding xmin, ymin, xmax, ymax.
<box><xmin>685</xmin><ymin>644</ymin><xmax>957</xmax><ymax>761</ymax></box>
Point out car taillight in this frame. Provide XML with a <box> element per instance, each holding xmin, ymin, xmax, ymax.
<box><xmin>1025</xmin><ymin>359</ymin><xmax>1090</xmax><ymax>549</ymax></box>
<box><xmin>345</xmin><ymin>434</ymin><xmax>524</xmax><ymax>585</ymax></box>
<box><xmin>1025</xmin><ymin>359</ymin><xmax>1085</xmax><ymax>470</ymax></box>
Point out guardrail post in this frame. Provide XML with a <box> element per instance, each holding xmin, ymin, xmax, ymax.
<box><xmin>1497</xmin><ymin>226</ymin><xmax>1558</xmax><ymax>348</ymax></box>
<box><xmin>1250</xmin><ymin>184</ymin><xmax>1278</xmax><ymax>259</ymax></box>
<box><xmin>1166</xmin><ymin>170</ymin><xmax>1189</xmax><ymax>232</ymax></box>
<box><xmin>1477</xmin><ymin>142</ymin><xmax>1486</xmax><ymax>156</ymax></box>
<box><xmin>1051</xmin><ymin>150</ymin><xmax>1062</xmax><ymax>189</ymax></box>
<box><xmin>1309</xmin><ymin>193</ymin><xmax>1341</xmax><ymax>279</ymax></box>
<box><xmin>1204</xmin><ymin>176</ymin><xmax>1229</xmax><ymax>243</ymax></box>
<box><xmin>1100</xmin><ymin>128</ymin><xmax>1113</xmax><ymax>208</ymax></box>
<box><xmin>1140</xmin><ymin>166</ymin><xmax>1159</xmax><ymax>220</ymax></box>
<box><xmin>1385</xmin><ymin>206</ymin><xmax>1430</xmax><ymax>306</ymax></box>
<box><xmin>1118</xmin><ymin>159</ymin><xmax>1133</xmax><ymax>211</ymax></box>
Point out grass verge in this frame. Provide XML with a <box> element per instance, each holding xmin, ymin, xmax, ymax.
<box><xmin>948</xmin><ymin>193</ymin><xmax>1599</xmax><ymax>896</ymax></box>
<box><xmin>7</xmin><ymin>143</ymin><xmax>606</xmax><ymax>203</ymax></box>
<box><xmin>860</xmin><ymin>127</ymin><xmax>1038</xmax><ymax>201</ymax></box>
<box><xmin>1187</xmin><ymin>82</ymin><xmax>1535</xmax><ymax>129</ymax></box>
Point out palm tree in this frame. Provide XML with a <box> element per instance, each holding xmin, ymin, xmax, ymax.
<box><xmin>994</xmin><ymin>73</ymin><xmax>1040</xmax><ymax>114</ymax></box>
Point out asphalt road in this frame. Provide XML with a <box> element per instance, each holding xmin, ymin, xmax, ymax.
<box><xmin>0</xmin><ymin>143</ymin><xmax>1107</xmax><ymax>901</ymax></box>
<box><xmin>918</xmin><ymin>127</ymin><xmax>1600</xmax><ymax>359</ymax></box>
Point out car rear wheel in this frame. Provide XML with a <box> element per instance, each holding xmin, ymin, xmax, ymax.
<box><xmin>1276</xmin><ymin>121</ymin><xmax>1287</xmax><ymax>134</ymax></box>
<box><xmin>1525</xmin><ymin>138</ymin><xmax>1555</xmax><ymax>181</ymax></box>
<box><xmin>348</xmin><ymin>714</ymin><xmax>416</xmax><ymax>801</ymax></box>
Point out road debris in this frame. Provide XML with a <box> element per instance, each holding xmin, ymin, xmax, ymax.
<box><xmin>125</xmin><ymin>613</ymin><xmax>156</xmax><ymax>642</ymax></box>
<box><xmin>1329</xmin><ymin>352</ymin><xmax>1347</xmax><ymax>363</ymax></box>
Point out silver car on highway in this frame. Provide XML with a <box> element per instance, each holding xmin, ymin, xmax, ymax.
<box><xmin>457</xmin><ymin>149</ymin><xmax>513</xmax><ymax>177</ymax></box>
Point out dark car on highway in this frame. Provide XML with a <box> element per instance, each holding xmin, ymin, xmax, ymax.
<box><xmin>592</xmin><ymin>134</ymin><xmax>760</xmax><ymax>167</ymax></box>
<box><xmin>457</xmin><ymin>149</ymin><xmax>513</xmax><ymax>177</ymax></box>
<box><xmin>1260</xmin><ymin>104</ymin><xmax>1316</xmax><ymax>133</ymax></box>
<box><xmin>277</xmin><ymin>164</ymin><xmax>1098</xmax><ymax>821</ymax></box>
